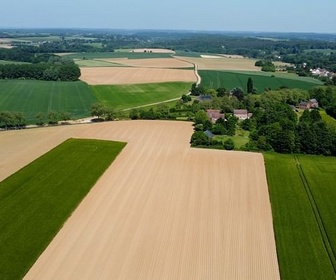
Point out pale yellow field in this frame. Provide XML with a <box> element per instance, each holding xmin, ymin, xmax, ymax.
<box><xmin>0</xmin><ymin>44</ymin><xmax>13</xmax><ymax>49</ymax></box>
<box><xmin>0</xmin><ymin>121</ymin><xmax>280</xmax><ymax>280</ymax></box>
<box><xmin>175</xmin><ymin>56</ymin><xmax>260</xmax><ymax>71</ymax></box>
<box><xmin>200</xmin><ymin>54</ymin><xmax>244</xmax><ymax>59</ymax></box>
<box><xmin>80</xmin><ymin>67</ymin><xmax>197</xmax><ymax>85</ymax></box>
<box><xmin>0</xmin><ymin>39</ymin><xmax>11</xmax><ymax>43</ymax></box>
<box><xmin>131</xmin><ymin>48</ymin><xmax>175</xmax><ymax>53</ymax></box>
<box><xmin>100</xmin><ymin>58</ymin><xmax>193</xmax><ymax>68</ymax></box>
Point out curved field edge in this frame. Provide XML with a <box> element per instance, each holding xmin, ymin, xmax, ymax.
<box><xmin>0</xmin><ymin>138</ymin><xmax>126</xmax><ymax>280</ymax></box>
<box><xmin>91</xmin><ymin>82</ymin><xmax>192</xmax><ymax>110</ymax></box>
<box><xmin>264</xmin><ymin>153</ymin><xmax>336</xmax><ymax>280</ymax></box>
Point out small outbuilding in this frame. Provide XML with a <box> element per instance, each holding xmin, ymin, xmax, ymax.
<box><xmin>233</xmin><ymin>109</ymin><xmax>252</xmax><ymax>120</ymax></box>
<box><xmin>206</xmin><ymin>109</ymin><xmax>224</xmax><ymax>123</ymax></box>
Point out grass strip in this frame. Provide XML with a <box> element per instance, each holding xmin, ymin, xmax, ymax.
<box><xmin>264</xmin><ymin>153</ymin><xmax>336</xmax><ymax>280</ymax></box>
<box><xmin>294</xmin><ymin>155</ymin><xmax>336</xmax><ymax>272</ymax></box>
<box><xmin>0</xmin><ymin>138</ymin><xmax>126</xmax><ymax>280</ymax></box>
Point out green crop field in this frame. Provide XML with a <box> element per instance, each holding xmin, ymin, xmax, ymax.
<box><xmin>0</xmin><ymin>138</ymin><xmax>126</xmax><ymax>280</ymax></box>
<box><xmin>74</xmin><ymin>59</ymin><xmax>126</xmax><ymax>67</ymax></box>
<box><xmin>199</xmin><ymin>70</ymin><xmax>323</xmax><ymax>92</ymax></box>
<box><xmin>173</xmin><ymin>50</ymin><xmax>202</xmax><ymax>57</ymax></box>
<box><xmin>0</xmin><ymin>80</ymin><xmax>97</xmax><ymax>122</ymax></box>
<box><xmin>91</xmin><ymin>82</ymin><xmax>191</xmax><ymax>110</ymax></box>
<box><xmin>264</xmin><ymin>153</ymin><xmax>336</xmax><ymax>280</ymax></box>
<box><xmin>65</xmin><ymin>52</ymin><xmax>172</xmax><ymax>60</ymax></box>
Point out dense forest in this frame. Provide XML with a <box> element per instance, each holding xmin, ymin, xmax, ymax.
<box><xmin>0</xmin><ymin>49</ymin><xmax>80</xmax><ymax>81</ymax></box>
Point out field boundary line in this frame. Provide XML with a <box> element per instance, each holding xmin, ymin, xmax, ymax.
<box><xmin>173</xmin><ymin>57</ymin><xmax>201</xmax><ymax>86</ymax></box>
<box><xmin>120</xmin><ymin>93</ymin><xmax>190</xmax><ymax>111</ymax></box>
<box><xmin>294</xmin><ymin>155</ymin><xmax>336</xmax><ymax>274</ymax></box>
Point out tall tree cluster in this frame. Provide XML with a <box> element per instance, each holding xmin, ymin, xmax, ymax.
<box><xmin>249</xmin><ymin>105</ymin><xmax>336</xmax><ymax>155</ymax></box>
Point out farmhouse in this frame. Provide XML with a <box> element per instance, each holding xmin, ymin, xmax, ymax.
<box><xmin>233</xmin><ymin>109</ymin><xmax>252</xmax><ymax>120</ymax></box>
<box><xmin>299</xmin><ymin>101</ymin><xmax>310</xmax><ymax>110</ymax></box>
<box><xmin>206</xmin><ymin>109</ymin><xmax>224</xmax><ymax>123</ymax></box>
<box><xmin>298</xmin><ymin>99</ymin><xmax>319</xmax><ymax>110</ymax></box>
<box><xmin>309</xmin><ymin>98</ymin><xmax>319</xmax><ymax>108</ymax></box>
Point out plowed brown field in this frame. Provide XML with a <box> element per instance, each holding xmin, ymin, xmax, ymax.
<box><xmin>80</xmin><ymin>67</ymin><xmax>197</xmax><ymax>85</ymax></box>
<box><xmin>0</xmin><ymin>121</ymin><xmax>280</xmax><ymax>280</ymax></box>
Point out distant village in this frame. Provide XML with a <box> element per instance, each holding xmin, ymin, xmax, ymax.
<box><xmin>309</xmin><ymin>67</ymin><xmax>336</xmax><ymax>79</ymax></box>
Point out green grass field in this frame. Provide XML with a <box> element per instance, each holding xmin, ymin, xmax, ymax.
<box><xmin>320</xmin><ymin>109</ymin><xmax>336</xmax><ymax>126</ymax></box>
<box><xmin>74</xmin><ymin>59</ymin><xmax>126</xmax><ymax>67</ymax></box>
<box><xmin>91</xmin><ymin>82</ymin><xmax>192</xmax><ymax>110</ymax></box>
<box><xmin>0</xmin><ymin>138</ymin><xmax>126</xmax><ymax>280</ymax></box>
<box><xmin>199</xmin><ymin>70</ymin><xmax>323</xmax><ymax>92</ymax></box>
<box><xmin>173</xmin><ymin>50</ymin><xmax>202</xmax><ymax>57</ymax></box>
<box><xmin>213</xmin><ymin>127</ymin><xmax>249</xmax><ymax>148</ymax></box>
<box><xmin>65</xmin><ymin>52</ymin><xmax>173</xmax><ymax>60</ymax></box>
<box><xmin>264</xmin><ymin>153</ymin><xmax>336</xmax><ymax>280</ymax></box>
<box><xmin>0</xmin><ymin>80</ymin><xmax>97</xmax><ymax>122</ymax></box>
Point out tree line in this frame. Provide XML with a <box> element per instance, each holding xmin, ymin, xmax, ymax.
<box><xmin>0</xmin><ymin>111</ymin><xmax>26</xmax><ymax>130</ymax></box>
<box><xmin>0</xmin><ymin>48</ymin><xmax>80</xmax><ymax>81</ymax></box>
<box><xmin>0</xmin><ymin>110</ymin><xmax>74</xmax><ymax>129</ymax></box>
<box><xmin>0</xmin><ymin>62</ymin><xmax>80</xmax><ymax>81</ymax></box>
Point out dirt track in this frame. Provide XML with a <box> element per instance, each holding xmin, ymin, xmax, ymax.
<box><xmin>0</xmin><ymin>121</ymin><xmax>280</xmax><ymax>279</ymax></box>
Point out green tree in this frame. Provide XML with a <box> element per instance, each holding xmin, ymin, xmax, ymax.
<box><xmin>60</xmin><ymin>112</ymin><xmax>71</xmax><ymax>122</ymax></box>
<box><xmin>247</xmin><ymin>77</ymin><xmax>254</xmax><ymax>94</ymax></box>
<box><xmin>105</xmin><ymin>107</ymin><xmax>115</xmax><ymax>121</ymax></box>
<box><xmin>224</xmin><ymin>138</ymin><xmax>235</xmax><ymax>150</ymax></box>
<box><xmin>194</xmin><ymin>110</ymin><xmax>209</xmax><ymax>126</ymax></box>
<box><xmin>129</xmin><ymin>109</ymin><xmax>140</xmax><ymax>120</ymax></box>
<box><xmin>0</xmin><ymin>111</ymin><xmax>13</xmax><ymax>129</ymax></box>
<box><xmin>216</xmin><ymin>87</ymin><xmax>227</xmax><ymax>97</ymax></box>
<box><xmin>231</xmin><ymin>87</ymin><xmax>245</xmax><ymax>101</ymax></box>
<box><xmin>47</xmin><ymin>111</ymin><xmax>59</xmax><ymax>125</ymax></box>
<box><xmin>91</xmin><ymin>103</ymin><xmax>106</xmax><ymax>119</ymax></box>
<box><xmin>225</xmin><ymin>115</ymin><xmax>237</xmax><ymax>136</ymax></box>
<box><xmin>35</xmin><ymin>112</ymin><xmax>46</xmax><ymax>126</ymax></box>
<box><xmin>190</xmin><ymin>131</ymin><xmax>208</xmax><ymax>146</ymax></box>
<box><xmin>13</xmin><ymin>112</ymin><xmax>26</xmax><ymax>128</ymax></box>
<box><xmin>181</xmin><ymin>94</ymin><xmax>191</xmax><ymax>103</ymax></box>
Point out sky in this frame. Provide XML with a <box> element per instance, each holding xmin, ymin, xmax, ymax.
<box><xmin>1</xmin><ymin>0</ymin><xmax>336</xmax><ymax>33</ymax></box>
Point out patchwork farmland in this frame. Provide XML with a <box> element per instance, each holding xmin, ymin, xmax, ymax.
<box><xmin>0</xmin><ymin>139</ymin><xmax>126</xmax><ymax>280</ymax></box>
<box><xmin>0</xmin><ymin>121</ymin><xmax>280</xmax><ymax>280</ymax></box>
